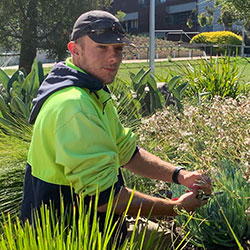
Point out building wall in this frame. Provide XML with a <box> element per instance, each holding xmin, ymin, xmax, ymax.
<box><xmin>112</xmin><ymin>0</ymin><xmax>138</xmax><ymax>13</ymax></box>
<box><xmin>112</xmin><ymin>0</ymin><xmax>198</xmax><ymax>38</ymax></box>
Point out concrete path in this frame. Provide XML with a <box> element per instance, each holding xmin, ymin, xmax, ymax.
<box><xmin>1</xmin><ymin>56</ymin><xmax>207</xmax><ymax>70</ymax></box>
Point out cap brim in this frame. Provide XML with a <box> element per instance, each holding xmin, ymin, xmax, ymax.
<box><xmin>88</xmin><ymin>32</ymin><xmax>135</xmax><ymax>47</ymax></box>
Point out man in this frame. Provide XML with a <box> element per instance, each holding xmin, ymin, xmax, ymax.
<box><xmin>20</xmin><ymin>10</ymin><xmax>211</xmax><ymax>247</ymax></box>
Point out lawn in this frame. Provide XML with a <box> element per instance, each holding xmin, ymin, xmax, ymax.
<box><xmin>2</xmin><ymin>57</ymin><xmax>250</xmax><ymax>84</ymax></box>
<box><xmin>117</xmin><ymin>57</ymin><xmax>250</xmax><ymax>83</ymax></box>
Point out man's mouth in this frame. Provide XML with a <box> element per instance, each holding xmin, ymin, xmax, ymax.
<box><xmin>103</xmin><ymin>67</ymin><xmax>117</xmax><ymax>72</ymax></box>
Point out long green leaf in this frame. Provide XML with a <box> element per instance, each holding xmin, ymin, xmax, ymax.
<box><xmin>138</xmin><ymin>68</ymin><xmax>151</xmax><ymax>87</ymax></box>
<box><xmin>7</xmin><ymin>70</ymin><xmax>24</xmax><ymax>94</ymax></box>
<box><xmin>10</xmin><ymin>97</ymin><xmax>30</xmax><ymax>120</ymax></box>
<box><xmin>9</xmin><ymin>81</ymin><xmax>23</xmax><ymax>98</ymax></box>
<box><xmin>0</xmin><ymin>94</ymin><xmax>9</xmax><ymax>115</ymax></box>
<box><xmin>0</xmin><ymin>116</ymin><xmax>16</xmax><ymax>129</ymax></box>
<box><xmin>167</xmin><ymin>75</ymin><xmax>181</xmax><ymax>91</ymax></box>
<box><xmin>147</xmin><ymin>73</ymin><xmax>157</xmax><ymax>91</ymax></box>
<box><xmin>175</xmin><ymin>81</ymin><xmax>189</xmax><ymax>99</ymax></box>
<box><xmin>32</xmin><ymin>59</ymin><xmax>42</xmax><ymax>96</ymax></box>
<box><xmin>37</xmin><ymin>60</ymin><xmax>45</xmax><ymax>84</ymax></box>
<box><xmin>131</xmin><ymin>68</ymin><xmax>145</xmax><ymax>91</ymax></box>
<box><xmin>0</xmin><ymin>68</ymin><xmax>10</xmax><ymax>90</ymax></box>
<box><xmin>22</xmin><ymin>68</ymin><xmax>36</xmax><ymax>105</ymax></box>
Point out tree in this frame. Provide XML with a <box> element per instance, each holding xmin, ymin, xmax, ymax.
<box><xmin>0</xmin><ymin>0</ymin><xmax>112</xmax><ymax>74</ymax></box>
<box><xmin>198</xmin><ymin>0</ymin><xmax>250</xmax><ymax>31</ymax></box>
<box><xmin>217</xmin><ymin>0</ymin><xmax>250</xmax><ymax>29</ymax></box>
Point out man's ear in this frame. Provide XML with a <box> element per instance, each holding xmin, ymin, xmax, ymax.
<box><xmin>68</xmin><ymin>41</ymin><xmax>80</xmax><ymax>57</ymax></box>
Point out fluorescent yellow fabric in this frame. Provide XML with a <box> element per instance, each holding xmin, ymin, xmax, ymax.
<box><xmin>28</xmin><ymin>62</ymin><xmax>136</xmax><ymax>196</ymax></box>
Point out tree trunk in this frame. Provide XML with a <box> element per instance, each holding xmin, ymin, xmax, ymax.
<box><xmin>19</xmin><ymin>0</ymin><xmax>37</xmax><ymax>74</ymax></box>
<box><xmin>19</xmin><ymin>27</ymin><xmax>37</xmax><ymax>74</ymax></box>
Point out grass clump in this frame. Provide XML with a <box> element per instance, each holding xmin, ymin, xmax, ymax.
<box><xmin>0</xmin><ymin>131</ymin><xmax>29</xmax><ymax>220</ymax></box>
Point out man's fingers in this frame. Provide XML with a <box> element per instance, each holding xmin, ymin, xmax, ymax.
<box><xmin>200</xmin><ymin>199</ymin><xmax>209</xmax><ymax>206</ymax></box>
<box><xmin>193</xmin><ymin>174</ymin><xmax>212</xmax><ymax>194</ymax></box>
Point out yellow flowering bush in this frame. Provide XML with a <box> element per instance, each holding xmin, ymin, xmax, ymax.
<box><xmin>190</xmin><ymin>31</ymin><xmax>242</xmax><ymax>55</ymax></box>
<box><xmin>190</xmin><ymin>31</ymin><xmax>242</xmax><ymax>45</ymax></box>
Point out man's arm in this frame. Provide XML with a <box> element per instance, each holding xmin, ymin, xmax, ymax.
<box><xmin>98</xmin><ymin>148</ymin><xmax>211</xmax><ymax>216</ymax></box>
<box><xmin>124</xmin><ymin>148</ymin><xmax>212</xmax><ymax>194</ymax></box>
<box><xmin>98</xmin><ymin>186</ymin><xmax>206</xmax><ymax>217</ymax></box>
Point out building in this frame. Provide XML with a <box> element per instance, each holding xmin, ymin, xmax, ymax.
<box><xmin>112</xmin><ymin>0</ymin><xmax>199</xmax><ymax>41</ymax></box>
<box><xmin>112</xmin><ymin>0</ymin><xmax>139</xmax><ymax>33</ymax></box>
<box><xmin>197</xmin><ymin>0</ymin><xmax>224</xmax><ymax>32</ymax></box>
<box><xmin>112</xmin><ymin>0</ymin><xmax>245</xmax><ymax>40</ymax></box>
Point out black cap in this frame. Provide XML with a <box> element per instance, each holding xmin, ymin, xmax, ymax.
<box><xmin>70</xmin><ymin>10</ymin><xmax>134</xmax><ymax>46</ymax></box>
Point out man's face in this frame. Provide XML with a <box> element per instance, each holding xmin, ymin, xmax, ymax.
<box><xmin>74</xmin><ymin>36</ymin><xmax>123</xmax><ymax>85</ymax></box>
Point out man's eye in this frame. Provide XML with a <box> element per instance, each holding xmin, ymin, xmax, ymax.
<box><xmin>116</xmin><ymin>46</ymin><xmax>123</xmax><ymax>51</ymax></box>
<box><xmin>98</xmin><ymin>45</ymin><xmax>106</xmax><ymax>49</ymax></box>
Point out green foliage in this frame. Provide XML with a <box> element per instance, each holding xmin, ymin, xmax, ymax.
<box><xmin>215</xmin><ymin>0</ymin><xmax>250</xmax><ymax>29</ymax></box>
<box><xmin>0</xmin><ymin>188</ymin><xmax>164</xmax><ymax>249</ymax></box>
<box><xmin>138</xmin><ymin>97</ymin><xmax>249</xmax><ymax>171</ymax></box>
<box><xmin>191</xmin><ymin>31</ymin><xmax>242</xmax><ymax>45</ymax></box>
<box><xmin>115</xmin><ymin>10</ymin><xmax>126</xmax><ymax>22</ymax></box>
<box><xmin>129</xmin><ymin>68</ymin><xmax>165</xmax><ymax>116</ymax></box>
<box><xmin>191</xmin><ymin>31</ymin><xmax>242</xmax><ymax>55</ymax></box>
<box><xmin>123</xmin><ymin>68</ymin><xmax>188</xmax><ymax>117</ymax></box>
<box><xmin>109</xmin><ymin>77</ymin><xmax>142</xmax><ymax>130</ymax></box>
<box><xmin>164</xmin><ymin>76</ymin><xmax>189</xmax><ymax>112</ymax></box>
<box><xmin>0</xmin><ymin>59</ymin><xmax>44</xmax><ymax>136</ymax></box>
<box><xmin>0</xmin><ymin>130</ymin><xmax>29</xmax><ymax>222</ymax></box>
<box><xmin>198</xmin><ymin>12</ymin><xmax>213</xmax><ymax>27</ymax></box>
<box><xmin>218</xmin><ymin>4</ymin><xmax>237</xmax><ymax>30</ymax></box>
<box><xmin>180</xmin><ymin>56</ymin><xmax>247</xmax><ymax>99</ymax></box>
<box><xmin>0</xmin><ymin>0</ymin><xmax>113</xmax><ymax>72</ymax></box>
<box><xmin>172</xmin><ymin>160</ymin><xmax>250</xmax><ymax>249</ymax></box>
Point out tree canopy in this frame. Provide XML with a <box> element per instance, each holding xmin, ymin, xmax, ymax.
<box><xmin>216</xmin><ymin>0</ymin><xmax>250</xmax><ymax>29</ymax></box>
<box><xmin>0</xmin><ymin>0</ymin><xmax>112</xmax><ymax>73</ymax></box>
<box><xmin>198</xmin><ymin>0</ymin><xmax>250</xmax><ymax>31</ymax></box>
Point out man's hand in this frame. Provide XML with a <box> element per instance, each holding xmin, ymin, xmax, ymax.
<box><xmin>174</xmin><ymin>190</ymin><xmax>208</xmax><ymax>213</ymax></box>
<box><xmin>178</xmin><ymin>170</ymin><xmax>212</xmax><ymax>195</ymax></box>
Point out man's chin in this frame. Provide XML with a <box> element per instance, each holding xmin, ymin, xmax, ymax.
<box><xmin>102</xmin><ymin>77</ymin><xmax>116</xmax><ymax>85</ymax></box>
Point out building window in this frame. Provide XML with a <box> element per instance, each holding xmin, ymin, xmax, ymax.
<box><xmin>166</xmin><ymin>11</ymin><xmax>192</xmax><ymax>25</ymax></box>
<box><xmin>131</xmin><ymin>19</ymin><xmax>138</xmax><ymax>29</ymax></box>
<box><xmin>139</xmin><ymin>0</ymin><xmax>150</xmax><ymax>6</ymax></box>
<box><xmin>156</xmin><ymin>0</ymin><xmax>166</xmax><ymax>4</ymax></box>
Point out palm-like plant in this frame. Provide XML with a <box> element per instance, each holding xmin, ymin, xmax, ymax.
<box><xmin>0</xmin><ymin>59</ymin><xmax>44</xmax><ymax>137</ymax></box>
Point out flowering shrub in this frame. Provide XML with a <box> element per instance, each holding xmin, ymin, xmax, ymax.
<box><xmin>190</xmin><ymin>31</ymin><xmax>242</xmax><ymax>45</ymax></box>
<box><xmin>137</xmin><ymin>96</ymin><xmax>249</xmax><ymax>177</ymax></box>
<box><xmin>190</xmin><ymin>31</ymin><xmax>242</xmax><ymax>55</ymax></box>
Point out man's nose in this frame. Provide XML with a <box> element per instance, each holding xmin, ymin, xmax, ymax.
<box><xmin>108</xmin><ymin>47</ymin><xmax>121</xmax><ymax>64</ymax></box>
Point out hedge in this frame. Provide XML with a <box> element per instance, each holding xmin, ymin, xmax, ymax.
<box><xmin>190</xmin><ymin>31</ymin><xmax>242</xmax><ymax>55</ymax></box>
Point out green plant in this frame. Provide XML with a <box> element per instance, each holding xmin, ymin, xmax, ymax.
<box><xmin>171</xmin><ymin>160</ymin><xmax>250</xmax><ymax>249</ymax></box>
<box><xmin>190</xmin><ymin>31</ymin><xmax>242</xmax><ymax>55</ymax></box>
<box><xmin>126</xmin><ymin>68</ymin><xmax>188</xmax><ymax>116</ymax></box>
<box><xmin>181</xmin><ymin>56</ymin><xmax>247</xmax><ymax>99</ymax></box>
<box><xmin>163</xmin><ymin>75</ymin><xmax>189</xmax><ymax>112</ymax></box>
<box><xmin>129</xmin><ymin>68</ymin><xmax>165</xmax><ymax>116</ymax></box>
<box><xmin>0</xmin><ymin>187</ymin><xmax>170</xmax><ymax>250</ymax></box>
<box><xmin>109</xmin><ymin>77</ymin><xmax>142</xmax><ymax>129</ymax></box>
<box><xmin>0</xmin><ymin>131</ymin><xmax>29</xmax><ymax>222</ymax></box>
<box><xmin>0</xmin><ymin>59</ymin><xmax>44</xmax><ymax>136</ymax></box>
